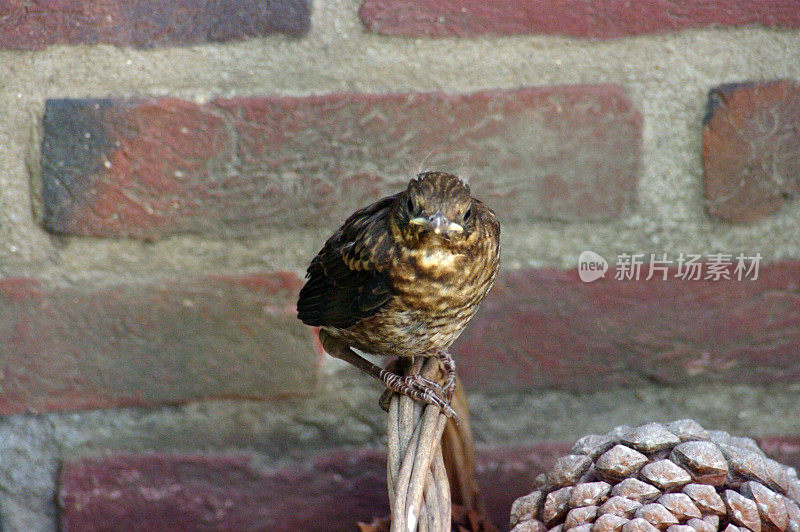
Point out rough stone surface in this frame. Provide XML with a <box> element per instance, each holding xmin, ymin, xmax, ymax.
<box><xmin>40</xmin><ymin>86</ymin><xmax>641</xmax><ymax>238</ymax></box>
<box><xmin>569</xmin><ymin>482</ymin><xmax>612</xmax><ymax>508</ymax></box>
<box><xmin>611</xmin><ymin>480</ymin><xmax>661</xmax><ymax>504</ymax></box>
<box><xmin>548</xmin><ymin>454</ymin><xmax>593</xmax><ymax>487</ymax></box>
<box><xmin>685</xmin><ymin>517</ymin><xmax>716</xmax><ymax>532</ymax></box>
<box><xmin>723</xmin><ymin>490</ymin><xmax>761</xmax><ymax>531</ymax></box>
<box><xmin>639</xmin><ymin>460</ymin><xmax>692</xmax><ymax>491</ymax></box>
<box><xmin>0</xmin><ymin>0</ymin><xmax>311</xmax><ymax>50</ymax></box>
<box><xmin>512</xmin><ymin>521</ymin><xmax>548</xmax><ymax>532</ymax></box>
<box><xmin>596</xmin><ymin>446</ymin><xmax>649</xmax><ymax>482</ymax></box>
<box><xmin>741</xmin><ymin>481</ymin><xmax>789</xmax><ymax>531</ymax></box>
<box><xmin>453</xmin><ymin>263</ymin><xmax>800</xmax><ymax>392</ymax></box>
<box><xmin>599</xmin><ymin>496</ymin><xmax>643</xmax><ymax>518</ymax></box>
<box><xmin>510</xmin><ymin>422</ymin><xmax>800</xmax><ymax>532</ymax></box>
<box><xmin>719</xmin><ymin>444</ymin><xmax>771</xmax><ymax>488</ymax></box>
<box><xmin>622</xmin><ymin>423</ymin><xmax>681</xmax><ymax>453</ymax></box>
<box><xmin>594</xmin><ymin>513</ymin><xmax>630</xmax><ymax>531</ymax></box>
<box><xmin>667</xmin><ymin>420</ymin><xmax>712</xmax><ymax>443</ymax></box>
<box><xmin>571</xmin><ymin>434</ymin><xmax>617</xmax><ymax>459</ymax></box>
<box><xmin>634</xmin><ymin>502</ymin><xmax>679</xmax><ymax>529</ymax></box>
<box><xmin>683</xmin><ymin>484</ymin><xmax>727</xmax><ymax>516</ymax></box>
<box><xmin>656</xmin><ymin>494</ymin><xmax>702</xmax><ymax>522</ymax></box>
<box><xmin>564</xmin><ymin>505</ymin><xmax>598</xmax><ymax>528</ymax></box>
<box><xmin>623</xmin><ymin>517</ymin><xmax>661</xmax><ymax>532</ymax></box>
<box><xmin>544</xmin><ymin>486</ymin><xmax>574</xmax><ymax>525</ymax></box>
<box><xmin>0</xmin><ymin>273</ymin><xmax>318</xmax><ymax>415</ymax></box>
<box><xmin>671</xmin><ymin>441</ymin><xmax>729</xmax><ymax>485</ymax></box>
<box><xmin>666</xmin><ymin>526</ymin><xmax>696</xmax><ymax>532</ymax></box>
<box><xmin>703</xmin><ymin>80</ymin><xmax>800</xmax><ymax>223</ymax></box>
<box><xmin>359</xmin><ymin>0</ymin><xmax>800</xmax><ymax>38</ymax></box>
<box><xmin>511</xmin><ymin>491</ymin><xmax>545</xmax><ymax>527</ymax></box>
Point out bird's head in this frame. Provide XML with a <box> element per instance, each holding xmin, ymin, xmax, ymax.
<box><xmin>394</xmin><ymin>172</ymin><xmax>474</xmax><ymax>246</ymax></box>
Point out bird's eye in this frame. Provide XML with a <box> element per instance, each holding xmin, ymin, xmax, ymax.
<box><xmin>407</xmin><ymin>198</ymin><xmax>415</xmax><ymax>212</ymax></box>
<box><xmin>463</xmin><ymin>208</ymin><xmax>471</xmax><ymax>221</ymax></box>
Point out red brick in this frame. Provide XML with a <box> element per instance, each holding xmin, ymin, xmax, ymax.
<box><xmin>452</xmin><ymin>261</ymin><xmax>800</xmax><ymax>392</ymax></box>
<box><xmin>476</xmin><ymin>443</ymin><xmax>572</xmax><ymax>527</ymax></box>
<box><xmin>57</xmin><ymin>444</ymin><xmax>567</xmax><ymax>531</ymax></box>
<box><xmin>41</xmin><ymin>87</ymin><xmax>641</xmax><ymax>239</ymax></box>
<box><xmin>0</xmin><ymin>273</ymin><xmax>318</xmax><ymax>415</ymax></box>
<box><xmin>703</xmin><ymin>80</ymin><xmax>800</xmax><ymax>223</ymax></box>
<box><xmin>359</xmin><ymin>0</ymin><xmax>800</xmax><ymax>38</ymax></box>
<box><xmin>757</xmin><ymin>436</ymin><xmax>800</xmax><ymax>472</ymax></box>
<box><xmin>59</xmin><ymin>451</ymin><xmax>389</xmax><ymax>532</ymax></box>
<box><xmin>57</xmin><ymin>440</ymin><xmax>799</xmax><ymax>530</ymax></box>
<box><xmin>0</xmin><ymin>0</ymin><xmax>310</xmax><ymax>50</ymax></box>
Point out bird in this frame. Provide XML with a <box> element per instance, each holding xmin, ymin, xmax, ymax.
<box><xmin>296</xmin><ymin>171</ymin><xmax>500</xmax><ymax>417</ymax></box>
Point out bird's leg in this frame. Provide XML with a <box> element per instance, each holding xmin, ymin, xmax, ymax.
<box><xmin>430</xmin><ymin>348</ymin><xmax>456</xmax><ymax>400</ymax></box>
<box><xmin>379</xmin><ymin>370</ymin><xmax>456</xmax><ymax>419</ymax></box>
<box><xmin>319</xmin><ymin>331</ymin><xmax>455</xmax><ymax>418</ymax></box>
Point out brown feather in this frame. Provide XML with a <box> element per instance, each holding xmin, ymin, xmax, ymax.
<box><xmin>297</xmin><ymin>171</ymin><xmax>500</xmax><ymax>358</ymax></box>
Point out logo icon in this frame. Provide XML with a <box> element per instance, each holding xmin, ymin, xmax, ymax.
<box><xmin>578</xmin><ymin>250</ymin><xmax>608</xmax><ymax>283</ymax></box>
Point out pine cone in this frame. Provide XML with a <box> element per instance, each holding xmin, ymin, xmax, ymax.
<box><xmin>510</xmin><ymin>420</ymin><xmax>800</xmax><ymax>532</ymax></box>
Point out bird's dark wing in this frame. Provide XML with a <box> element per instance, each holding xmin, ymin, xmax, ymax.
<box><xmin>297</xmin><ymin>193</ymin><xmax>399</xmax><ymax>328</ymax></box>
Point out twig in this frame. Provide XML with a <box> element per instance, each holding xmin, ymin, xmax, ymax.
<box><xmin>386</xmin><ymin>357</ymin><xmax>451</xmax><ymax>532</ymax></box>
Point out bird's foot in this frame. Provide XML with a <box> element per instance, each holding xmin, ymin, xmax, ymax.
<box><xmin>430</xmin><ymin>348</ymin><xmax>456</xmax><ymax>401</ymax></box>
<box><xmin>379</xmin><ymin>369</ymin><xmax>457</xmax><ymax>419</ymax></box>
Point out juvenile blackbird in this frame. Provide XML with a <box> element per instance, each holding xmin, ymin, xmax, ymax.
<box><xmin>297</xmin><ymin>171</ymin><xmax>500</xmax><ymax>416</ymax></box>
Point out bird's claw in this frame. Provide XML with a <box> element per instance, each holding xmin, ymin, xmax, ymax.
<box><xmin>379</xmin><ymin>370</ymin><xmax>458</xmax><ymax>420</ymax></box>
<box><xmin>406</xmin><ymin>374</ymin><xmax>457</xmax><ymax>419</ymax></box>
<box><xmin>431</xmin><ymin>348</ymin><xmax>456</xmax><ymax>401</ymax></box>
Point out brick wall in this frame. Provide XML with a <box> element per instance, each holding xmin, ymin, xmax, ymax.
<box><xmin>1</xmin><ymin>1</ymin><xmax>799</xmax><ymax>530</ymax></box>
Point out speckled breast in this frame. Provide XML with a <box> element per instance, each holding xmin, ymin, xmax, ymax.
<box><xmin>334</xmin><ymin>239</ymin><xmax>499</xmax><ymax>358</ymax></box>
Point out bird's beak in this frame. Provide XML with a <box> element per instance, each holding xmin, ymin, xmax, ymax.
<box><xmin>410</xmin><ymin>211</ymin><xmax>463</xmax><ymax>235</ymax></box>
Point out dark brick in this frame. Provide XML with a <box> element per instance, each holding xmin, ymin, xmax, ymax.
<box><xmin>757</xmin><ymin>436</ymin><xmax>800</xmax><ymax>472</ymax></box>
<box><xmin>0</xmin><ymin>0</ymin><xmax>310</xmax><ymax>50</ymax></box>
<box><xmin>57</xmin><ymin>441</ymin><xmax>799</xmax><ymax>530</ymax></box>
<box><xmin>452</xmin><ymin>262</ymin><xmax>800</xmax><ymax>393</ymax></box>
<box><xmin>59</xmin><ymin>450</ymin><xmax>389</xmax><ymax>532</ymax></box>
<box><xmin>57</xmin><ymin>444</ymin><xmax>567</xmax><ymax>531</ymax></box>
<box><xmin>476</xmin><ymin>443</ymin><xmax>573</xmax><ymax>528</ymax></box>
<box><xmin>0</xmin><ymin>273</ymin><xmax>318</xmax><ymax>415</ymax></box>
<box><xmin>41</xmin><ymin>100</ymin><xmax>117</xmax><ymax>230</ymax></box>
<box><xmin>41</xmin><ymin>87</ymin><xmax>641</xmax><ymax>239</ymax></box>
<box><xmin>58</xmin><ymin>451</ymin><xmax>386</xmax><ymax>532</ymax></box>
<box><xmin>359</xmin><ymin>0</ymin><xmax>800</xmax><ymax>38</ymax></box>
<box><xmin>703</xmin><ymin>80</ymin><xmax>800</xmax><ymax>223</ymax></box>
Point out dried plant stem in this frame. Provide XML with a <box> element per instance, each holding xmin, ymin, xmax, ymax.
<box><xmin>387</xmin><ymin>357</ymin><xmax>451</xmax><ymax>532</ymax></box>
